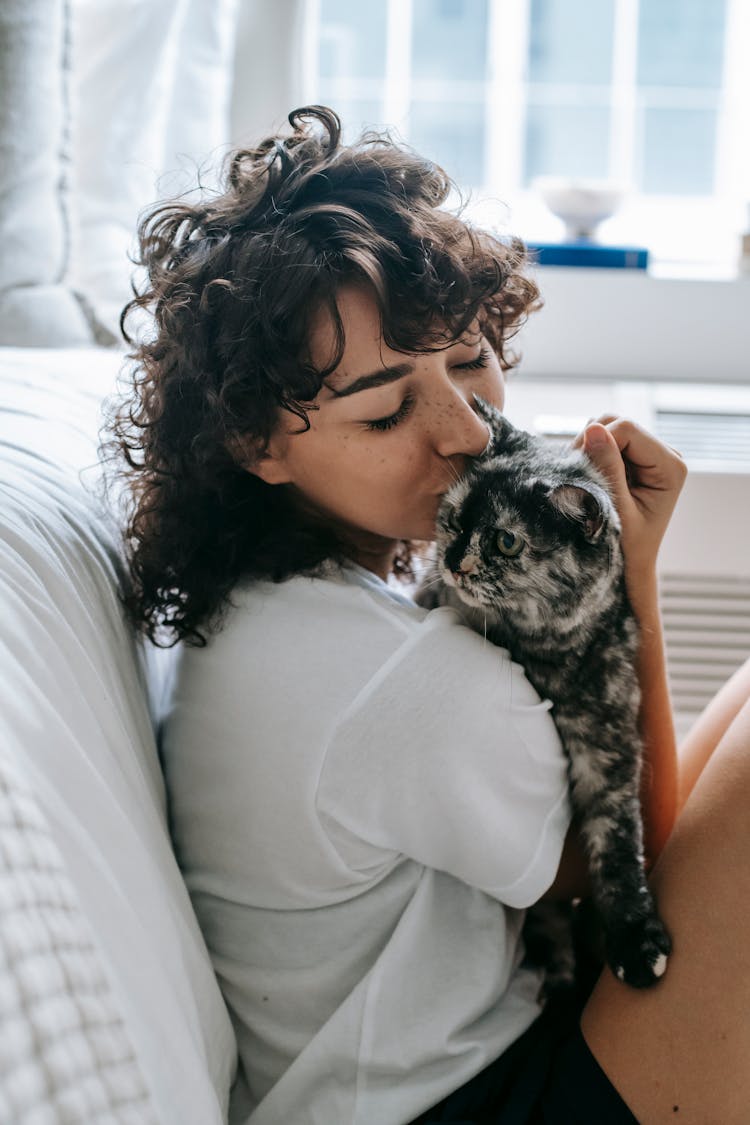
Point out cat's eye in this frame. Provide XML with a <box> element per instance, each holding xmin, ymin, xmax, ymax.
<box><xmin>496</xmin><ymin>529</ymin><xmax>525</xmax><ymax>557</ymax></box>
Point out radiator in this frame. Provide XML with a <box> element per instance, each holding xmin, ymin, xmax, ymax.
<box><xmin>655</xmin><ymin>469</ymin><xmax>749</xmax><ymax>738</ymax></box>
<box><xmin>506</xmin><ymin>378</ymin><xmax>750</xmax><ymax>739</ymax></box>
<box><xmin>659</xmin><ymin>573</ymin><xmax>750</xmax><ymax>737</ymax></box>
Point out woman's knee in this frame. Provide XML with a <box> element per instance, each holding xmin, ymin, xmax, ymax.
<box><xmin>578</xmin><ymin>696</ymin><xmax>750</xmax><ymax>1123</ymax></box>
<box><xmin>677</xmin><ymin>655</ymin><xmax>750</xmax><ymax>809</ymax></box>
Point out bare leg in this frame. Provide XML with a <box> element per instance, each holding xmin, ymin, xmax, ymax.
<box><xmin>581</xmin><ymin>693</ymin><xmax>750</xmax><ymax>1123</ymax></box>
<box><xmin>677</xmin><ymin>656</ymin><xmax>750</xmax><ymax>809</ymax></box>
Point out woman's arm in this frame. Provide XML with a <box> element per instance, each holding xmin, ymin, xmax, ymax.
<box><xmin>626</xmin><ymin>572</ymin><xmax>679</xmax><ymax>866</ymax></box>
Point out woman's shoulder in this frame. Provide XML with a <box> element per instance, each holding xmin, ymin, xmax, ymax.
<box><xmin>178</xmin><ymin>563</ymin><xmax>527</xmax><ymax>706</ymax></box>
<box><xmin>165</xmin><ymin>568</ymin><xmax>438</xmax><ymax>736</ymax></box>
<box><xmin>176</xmin><ymin>566</ymin><xmax>424</xmax><ymax>686</ymax></box>
<box><xmin>221</xmin><ymin>564</ymin><xmax>425</xmax><ymax>639</ymax></box>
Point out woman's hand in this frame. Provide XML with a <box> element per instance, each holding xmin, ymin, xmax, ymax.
<box><xmin>571</xmin><ymin>416</ymin><xmax>688</xmax><ymax>582</ymax></box>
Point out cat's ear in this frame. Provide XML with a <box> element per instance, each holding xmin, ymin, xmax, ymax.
<box><xmin>471</xmin><ymin>394</ymin><xmax>514</xmax><ymax>455</ymax></box>
<box><xmin>549</xmin><ymin>482</ymin><xmax>611</xmax><ymax>541</ymax></box>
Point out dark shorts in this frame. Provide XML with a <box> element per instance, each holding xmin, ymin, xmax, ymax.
<box><xmin>408</xmin><ymin>989</ymin><xmax>637</xmax><ymax>1125</ymax></box>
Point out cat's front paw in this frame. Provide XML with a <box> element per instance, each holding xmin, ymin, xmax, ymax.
<box><xmin>607</xmin><ymin>914</ymin><xmax>672</xmax><ymax>989</ymax></box>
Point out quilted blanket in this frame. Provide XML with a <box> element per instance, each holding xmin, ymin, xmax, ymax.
<box><xmin>0</xmin><ymin>751</ymin><xmax>158</xmax><ymax>1123</ymax></box>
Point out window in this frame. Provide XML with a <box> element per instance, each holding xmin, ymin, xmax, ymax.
<box><xmin>306</xmin><ymin>0</ymin><xmax>750</xmax><ymax>272</ymax></box>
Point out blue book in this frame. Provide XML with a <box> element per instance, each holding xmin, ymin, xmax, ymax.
<box><xmin>526</xmin><ymin>241</ymin><xmax>649</xmax><ymax>270</ymax></box>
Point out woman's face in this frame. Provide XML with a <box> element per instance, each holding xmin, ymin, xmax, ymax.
<box><xmin>250</xmin><ymin>284</ymin><xmax>506</xmax><ymax>576</ymax></box>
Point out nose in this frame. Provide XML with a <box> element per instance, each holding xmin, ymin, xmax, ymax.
<box><xmin>430</xmin><ymin>379</ymin><xmax>493</xmax><ymax>459</ymax></box>
<box><xmin>458</xmin><ymin>554</ymin><xmax>481</xmax><ymax>574</ymax></box>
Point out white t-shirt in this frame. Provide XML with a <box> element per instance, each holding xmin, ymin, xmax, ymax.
<box><xmin>160</xmin><ymin>563</ymin><xmax>572</xmax><ymax>1125</ymax></box>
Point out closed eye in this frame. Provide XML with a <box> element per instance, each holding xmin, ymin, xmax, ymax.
<box><xmin>363</xmin><ymin>344</ymin><xmax>490</xmax><ymax>431</ymax></box>
<box><xmin>363</xmin><ymin>391</ymin><xmax>416</xmax><ymax>432</ymax></box>
<box><xmin>455</xmin><ymin>345</ymin><xmax>491</xmax><ymax>372</ymax></box>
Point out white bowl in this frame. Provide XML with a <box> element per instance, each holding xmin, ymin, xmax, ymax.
<box><xmin>533</xmin><ymin>176</ymin><xmax>627</xmax><ymax>241</ymax></box>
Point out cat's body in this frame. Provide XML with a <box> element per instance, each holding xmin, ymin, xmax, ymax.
<box><xmin>416</xmin><ymin>398</ymin><xmax>671</xmax><ymax>990</ymax></box>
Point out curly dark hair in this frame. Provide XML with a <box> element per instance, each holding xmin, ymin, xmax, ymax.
<box><xmin>99</xmin><ymin>105</ymin><xmax>541</xmax><ymax>648</ymax></box>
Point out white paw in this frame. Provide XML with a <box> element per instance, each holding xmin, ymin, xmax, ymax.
<box><xmin>651</xmin><ymin>952</ymin><xmax>668</xmax><ymax>978</ymax></box>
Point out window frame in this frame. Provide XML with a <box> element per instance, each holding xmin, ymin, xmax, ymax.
<box><xmin>301</xmin><ymin>0</ymin><xmax>750</xmax><ymax>385</ymax></box>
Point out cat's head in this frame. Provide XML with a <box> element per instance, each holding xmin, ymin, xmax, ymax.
<box><xmin>435</xmin><ymin>409</ymin><xmax>622</xmax><ymax>637</ymax></box>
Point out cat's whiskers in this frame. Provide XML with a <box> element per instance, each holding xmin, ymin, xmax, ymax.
<box><xmin>441</xmin><ymin>460</ymin><xmax>464</xmax><ymax>490</ymax></box>
<box><xmin>411</xmin><ymin>547</ymin><xmax>438</xmax><ymax>567</ymax></box>
<box><xmin>417</xmin><ymin>573</ymin><xmax>446</xmax><ymax>593</ymax></box>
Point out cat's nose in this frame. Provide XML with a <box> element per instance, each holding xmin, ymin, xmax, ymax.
<box><xmin>458</xmin><ymin>554</ymin><xmax>480</xmax><ymax>575</ymax></box>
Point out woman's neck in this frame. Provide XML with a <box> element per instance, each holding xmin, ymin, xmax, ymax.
<box><xmin>347</xmin><ymin>542</ymin><xmax>397</xmax><ymax>581</ymax></box>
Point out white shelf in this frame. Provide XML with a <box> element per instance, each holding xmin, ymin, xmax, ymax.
<box><xmin>514</xmin><ymin>268</ymin><xmax>750</xmax><ymax>384</ymax></box>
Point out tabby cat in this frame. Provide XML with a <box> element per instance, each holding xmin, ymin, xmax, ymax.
<box><xmin>416</xmin><ymin>396</ymin><xmax>671</xmax><ymax>990</ymax></box>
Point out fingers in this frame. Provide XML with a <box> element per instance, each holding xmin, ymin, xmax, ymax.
<box><xmin>571</xmin><ymin>416</ymin><xmax>687</xmax><ymax>494</ymax></box>
<box><xmin>566</xmin><ymin>416</ymin><xmax>688</xmax><ymax>570</ymax></box>
<box><xmin>570</xmin><ymin>414</ymin><xmax>618</xmax><ymax>451</ymax></box>
<box><xmin>601</xmin><ymin>418</ymin><xmax>688</xmax><ymax>495</ymax></box>
<box><xmin>580</xmin><ymin>422</ymin><xmax>632</xmax><ymax>506</ymax></box>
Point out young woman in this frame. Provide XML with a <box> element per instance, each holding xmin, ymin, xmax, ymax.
<box><xmin>104</xmin><ymin>106</ymin><xmax>750</xmax><ymax>1124</ymax></box>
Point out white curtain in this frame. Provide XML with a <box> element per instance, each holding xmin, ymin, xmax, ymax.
<box><xmin>0</xmin><ymin>0</ymin><xmax>307</xmax><ymax>348</ymax></box>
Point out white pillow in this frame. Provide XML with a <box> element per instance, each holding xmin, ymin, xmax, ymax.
<box><xmin>0</xmin><ymin>346</ymin><xmax>237</xmax><ymax>1123</ymax></box>
<box><xmin>0</xmin><ymin>0</ymin><xmax>93</xmax><ymax>345</ymax></box>
<box><xmin>69</xmin><ymin>0</ymin><xmax>240</xmax><ymax>343</ymax></box>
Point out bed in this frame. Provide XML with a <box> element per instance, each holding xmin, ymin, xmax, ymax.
<box><xmin>0</xmin><ymin>346</ymin><xmax>238</xmax><ymax>1122</ymax></box>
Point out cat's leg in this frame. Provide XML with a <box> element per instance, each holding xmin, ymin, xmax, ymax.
<box><xmin>575</xmin><ymin>779</ymin><xmax>671</xmax><ymax>988</ymax></box>
<box><xmin>560</xmin><ymin>713</ymin><xmax>671</xmax><ymax>988</ymax></box>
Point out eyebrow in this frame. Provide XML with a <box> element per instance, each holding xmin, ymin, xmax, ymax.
<box><xmin>326</xmin><ymin>362</ymin><xmax>415</xmax><ymax>398</ymax></box>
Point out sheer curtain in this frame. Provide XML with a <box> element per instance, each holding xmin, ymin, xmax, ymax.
<box><xmin>0</xmin><ymin>0</ymin><xmax>306</xmax><ymax>348</ymax></box>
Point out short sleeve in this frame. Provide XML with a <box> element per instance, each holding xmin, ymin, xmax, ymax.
<box><xmin>316</xmin><ymin>607</ymin><xmax>572</xmax><ymax>908</ymax></box>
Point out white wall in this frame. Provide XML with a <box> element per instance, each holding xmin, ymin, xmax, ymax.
<box><xmin>514</xmin><ymin>268</ymin><xmax>750</xmax><ymax>384</ymax></box>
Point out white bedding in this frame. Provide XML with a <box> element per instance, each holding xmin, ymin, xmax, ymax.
<box><xmin>0</xmin><ymin>346</ymin><xmax>237</xmax><ymax>1123</ymax></box>
<box><xmin>0</xmin><ymin>752</ymin><xmax>158</xmax><ymax>1123</ymax></box>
